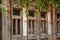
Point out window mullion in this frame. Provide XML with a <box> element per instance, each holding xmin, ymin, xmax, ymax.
<box><xmin>42</xmin><ymin>20</ymin><xmax>44</xmax><ymax>33</ymax></box>
<box><xmin>12</xmin><ymin>19</ymin><xmax>13</xmax><ymax>35</ymax></box>
<box><xmin>19</xmin><ymin>20</ymin><xmax>20</xmax><ymax>34</ymax></box>
<box><xmin>28</xmin><ymin>20</ymin><xmax>29</xmax><ymax>34</ymax></box>
<box><xmin>32</xmin><ymin>20</ymin><xmax>33</xmax><ymax>34</ymax></box>
<box><xmin>34</xmin><ymin>21</ymin><xmax>35</xmax><ymax>34</ymax></box>
<box><xmin>31</xmin><ymin>20</ymin><xmax>32</xmax><ymax>34</ymax></box>
<box><xmin>43</xmin><ymin>20</ymin><xmax>45</xmax><ymax>33</ymax></box>
<box><xmin>16</xmin><ymin>19</ymin><xmax>18</xmax><ymax>35</ymax></box>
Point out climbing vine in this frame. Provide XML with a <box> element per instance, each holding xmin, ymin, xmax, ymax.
<box><xmin>1</xmin><ymin>0</ymin><xmax>60</xmax><ymax>14</ymax></box>
<box><xmin>0</xmin><ymin>4</ymin><xmax>7</xmax><ymax>13</ymax></box>
<box><xmin>13</xmin><ymin>0</ymin><xmax>60</xmax><ymax>12</ymax></box>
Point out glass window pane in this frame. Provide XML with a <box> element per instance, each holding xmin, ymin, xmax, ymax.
<box><xmin>13</xmin><ymin>19</ymin><xmax>16</xmax><ymax>35</ymax></box>
<box><xmin>57</xmin><ymin>22</ymin><xmax>60</xmax><ymax>33</ymax></box>
<box><xmin>29</xmin><ymin>11</ymin><xmax>34</xmax><ymax>17</ymax></box>
<box><xmin>57</xmin><ymin>14</ymin><xmax>60</xmax><ymax>19</ymax></box>
<box><xmin>44</xmin><ymin>21</ymin><xmax>46</xmax><ymax>33</ymax></box>
<box><xmin>41</xmin><ymin>20</ymin><xmax>46</xmax><ymax>33</ymax></box>
<box><xmin>13</xmin><ymin>10</ymin><xmax>20</xmax><ymax>16</ymax></box>
<box><xmin>29</xmin><ymin>20</ymin><xmax>34</xmax><ymax>34</ymax></box>
<box><xmin>29</xmin><ymin>20</ymin><xmax>31</xmax><ymax>34</ymax></box>
<box><xmin>17</xmin><ymin>19</ymin><xmax>20</xmax><ymax>34</ymax></box>
<box><xmin>41</xmin><ymin>12</ymin><xmax>46</xmax><ymax>18</ymax></box>
<box><xmin>32</xmin><ymin>20</ymin><xmax>34</xmax><ymax>34</ymax></box>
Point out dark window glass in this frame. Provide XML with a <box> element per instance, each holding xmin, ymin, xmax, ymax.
<box><xmin>17</xmin><ymin>19</ymin><xmax>20</xmax><ymax>34</ymax></box>
<box><xmin>29</xmin><ymin>20</ymin><xmax>31</xmax><ymax>34</ymax></box>
<box><xmin>41</xmin><ymin>20</ymin><xmax>46</xmax><ymax>33</ymax></box>
<box><xmin>29</xmin><ymin>20</ymin><xmax>34</xmax><ymax>34</ymax></box>
<box><xmin>57</xmin><ymin>14</ymin><xmax>60</xmax><ymax>19</ymax></box>
<box><xmin>57</xmin><ymin>22</ymin><xmax>60</xmax><ymax>33</ymax></box>
<box><xmin>13</xmin><ymin>10</ymin><xmax>20</xmax><ymax>16</ymax></box>
<box><xmin>29</xmin><ymin>11</ymin><xmax>34</xmax><ymax>17</ymax></box>
<box><xmin>13</xmin><ymin>19</ymin><xmax>20</xmax><ymax>35</ymax></box>
<box><xmin>13</xmin><ymin>19</ymin><xmax>16</xmax><ymax>35</ymax></box>
<box><xmin>32</xmin><ymin>20</ymin><xmax>34</xmax><ymax>34</ymax></box>
<box><xmin>41</xmin><ymin>12</ymin><xmax>46</xmax><ymax>18</ymax></box>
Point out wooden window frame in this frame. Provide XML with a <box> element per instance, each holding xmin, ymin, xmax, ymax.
<box><xmin>57</xmin><ymin>22</ymin><xmax>60</xmax><ymax>33</ymax></box>
<box><xmin>55</xmin><ymin>7</ymin><xmax>60</xmax><ymax>34</ymax></box>
<box><xmin>12</xmin><ymin>8</ymin><xmax>22</xmax><ymax>36</ymax></box>
<box><xmin>40</xmin><ymin>12</ymin><xmax>48</xmax><ymax>34</ymax></box>
<box><xmin>28</xmin><ymin>10</ymin><xmax>36</xmax><ymax>35</ymax></box>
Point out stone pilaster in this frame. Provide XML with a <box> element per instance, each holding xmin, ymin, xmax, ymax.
<box><xmin>48</xmin><ymin>5</ymin><xmax>53</xmax><ymax>40</ymax></box>
<box><xmin>22</xmin><ymin>8</ymin><xmax>28</xmax><ymax>40</ymax></box>
<box><xmin>2</xmin><ymin>0</ymin><xmax>11</xmax><ymax>40</ymax></box>
<box><xmin>53</xmin><ymin>6</ymin><xmax>57</xmax><ymax>40</ymax></box>
<box><xmin>35</xmin><ymin>10</ymin><xmax>40</xmax><ymax>40</ymax></box>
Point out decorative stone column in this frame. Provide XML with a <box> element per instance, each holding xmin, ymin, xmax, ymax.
<box><xmin>53</xmin><ymin>6</ymin><xmax>57</xmax><ymax>40</ymax></box>
<box><xmin>22</xmin><ymin>8</ymin><xmax>28</xmax><ymax>40</ymax></box>
<box><xmin>47</xmin><ymin>5</ymin><xmax>53</xmax><ymax>40</ymax></box>
<box><xmin>2</xmin><ymin>0</ymin><xmax>11</xmax><ymax>40</ymax></box>
<box><xmin>35</xmin><ymin>10</ymin><xmax>40</xmax><ymax>40</ymax></box>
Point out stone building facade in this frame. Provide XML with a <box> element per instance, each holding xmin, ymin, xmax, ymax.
<box><xmin>1</xmin><ymin>0</ymin><xmax>60</xmax><ymax>40</ymax></box>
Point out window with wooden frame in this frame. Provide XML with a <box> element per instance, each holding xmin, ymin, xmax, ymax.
<box><xmin>28</xmin><ymin>10</ymin><xmax>35</xmax><ymax>34</ymax></box>
<box><xmin>28</xmin><ymin>20</ymin><xmax>34</xmax><ymax>34</ymax></box>
<box><xmin>57</xmin><ymin>22</ymin><xmax>60</xmax><ymax>33</ymax></box>
<box><xmin>57</xmin><ymin>14</ymin><xmax>60</xmax><ymax>19</ymax></box>
<box><xmin>41</xmin><ymin>12</ymin><xmax>46</xmax><ymax>18</ymax></box>
<box><xmin>41</xmin><ymin>20</ymin><xmax>46</xmax><ymax>33</ymax></box>
<box><xmin>13</xmin><ymin>10</ymin><xmax>20</xmax><ymax>16</ymax></box>
<box><xmin>12</xmin><ymin>8</ymin><xmax>22</xmax><ymax>35</ymax></box>
<box><xmin>56</xmin><ymin>7</ymin><xmax>60</xmax><ymax>33</ymax></box>
<box><xmin>40</xmin><ymin>11</ymin><xmax>47</xmax><ymax>34</ymax></box>
<box><xmin>29</xmin><ymin>10</ymin><xmax>34</xmax><ymax>17</ymax></box>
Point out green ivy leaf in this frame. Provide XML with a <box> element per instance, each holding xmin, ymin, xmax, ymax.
<box><xmin>13</xmin><ymin>0</ymin><xmax>60</xmax><ymax>15</ymax></box>
<box><xmin>0</xmin><ymin>4</ymin><xmax>7</xmax><ymax>13</ymax></box>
